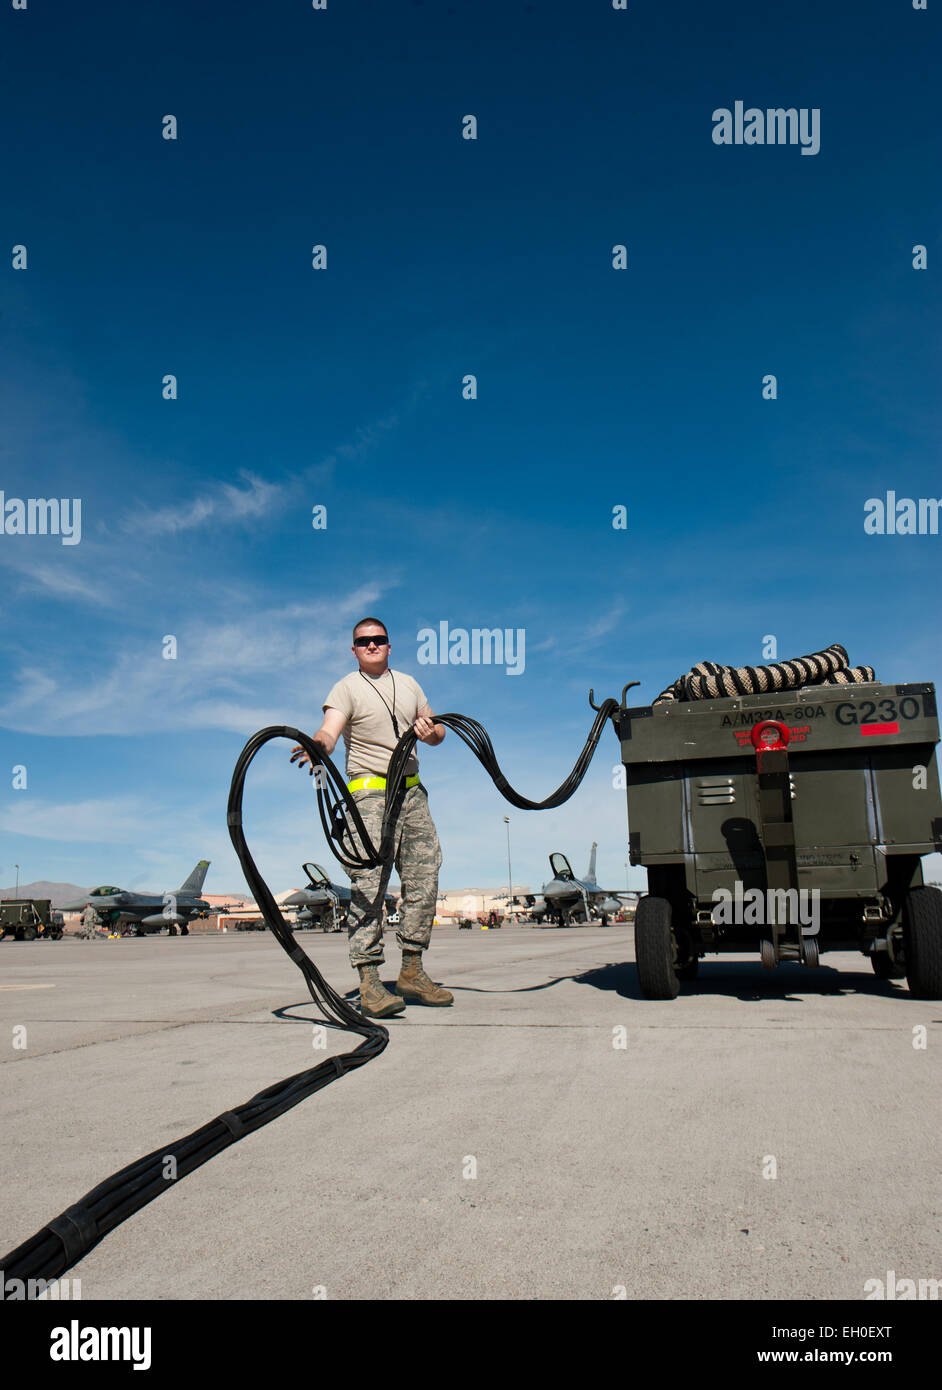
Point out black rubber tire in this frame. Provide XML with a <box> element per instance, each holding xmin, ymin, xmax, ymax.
<box><xmin>871</xmin><ymin>953</ymin><xmax>906</xmax><ymax>981</ymax></box>
<box><xmin>903</xmin><ymin>886</ymin><xmax>942</xmax><ymax>999</ymax></box>
<box><xmin>22</xmin><ymin>926</ymin><xmax>37</xmax><ymax>941</ymax></box>
<box><xmin>634</xmin><ymin>896</ymin><xmax>680</xmax><ymax>1000</ymax></box>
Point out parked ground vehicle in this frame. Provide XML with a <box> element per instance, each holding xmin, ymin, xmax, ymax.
<box><xmin>618</xmin><ymin>680</ymin><xmax>942</xmax><ymax>999</ymax></box>
<box><xmin>0</xmin><ymin>899</ymin><xmax>64</xmax><ymax>941</ymax></box>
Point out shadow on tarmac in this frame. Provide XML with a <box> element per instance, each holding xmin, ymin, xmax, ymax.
<box><xmin>568</xmin><ymin>960</ymin><xmax>915</xmax><ymax>1002</ymax></box>
<box><xmin>273</xmin><ymin>966</ymin><xmax>918</xmax><ymax>1014</ymax></box>
<box><xmin>419</xmin><ymin>961</ymin><xmax>915</xmax><ymax>1003</ymax></box>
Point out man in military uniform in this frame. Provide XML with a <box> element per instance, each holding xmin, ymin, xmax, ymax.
<box><xmin>290</xmin><ymin>617</ymin><xmax>452</xmax><ymax>1017</ymax></box>
<box><xmin>80</xmin><ymin>903</ymin><xmax>103</xmax><ymax>938</ymax></box>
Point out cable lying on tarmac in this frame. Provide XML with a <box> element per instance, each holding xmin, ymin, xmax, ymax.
<box><xmin>1</xmin><ymin>704</ymin><xmax>616</xmax><ymax>1284</ymax></box>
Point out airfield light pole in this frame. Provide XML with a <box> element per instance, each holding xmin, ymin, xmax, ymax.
<box><xmin>15</xmin><ymin>864</ymin><xmax>19</xmax><ymax>899</ymax></box>
<box><xmin>625</xmin><ymin>861</ymin><xmax>629</xmax><ymax>892</ymax></box>
<box><xmin>504</xmin><ymin>816</ymin><xmax>512</xmax><ymax>922</ymax></box>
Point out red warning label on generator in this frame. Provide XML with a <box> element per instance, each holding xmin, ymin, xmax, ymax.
<box><xmin>733</xmin><ymin>725</ymin><xmax>810</xmax><ymax>747</ymax></box>
<box><xmin>861</xmin><ymin>722</ymin><xmax>900</xmax><ymax>736</ymax></box>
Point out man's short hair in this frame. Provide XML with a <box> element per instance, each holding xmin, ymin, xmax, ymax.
<box><xmin>352</xmin><ymin>616</ymin><xmax>389</xmax><ymax>642</ymax></box>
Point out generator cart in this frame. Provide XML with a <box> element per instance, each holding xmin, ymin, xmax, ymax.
<box><xmin>618</xmin><ymin>679</ymin><xmax>942</xmax><ymax>999</ymax></box>
<box><xmin>0</xmin><ymin>899</ymin><xmax>64</xmax><ymax>941</ymax></box>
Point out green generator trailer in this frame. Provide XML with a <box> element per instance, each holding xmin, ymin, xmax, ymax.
<box><xmin>618</xmin><ymin>680</ymin><xmax>942</xmax><ymax>999</ymax></box>
<box><xmin>0</xmin><ymin>899</ymin><xmax>64</xmax><ymax>941</ymax></box>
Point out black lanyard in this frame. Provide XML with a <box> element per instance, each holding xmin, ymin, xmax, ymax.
<box><xmin>359</xmin><ymin>670</ymin><xmax>400</xmax><ymax>737</ymax></box>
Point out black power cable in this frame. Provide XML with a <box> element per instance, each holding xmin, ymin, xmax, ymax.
<box><xmin>312</xmin><ymin>705</ymin><xmax>619</xmax><ymax>870</ymax></box>
<box><xmin>2</xmin><ymin>700</ymin><xmax>619</xmax><ymax>1285</ymax></box>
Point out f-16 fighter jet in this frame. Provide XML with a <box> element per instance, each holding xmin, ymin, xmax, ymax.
<box><xmin>526</xmin><ymin>844</ymin><xmax>629</xmax><ymax>926</ymax></box>
<box><xmin>62</xmin><ymin>861</ymin><xmax>237</xmax><ymax>935</ymax></box>
<box><xmin>282</xmin><ymin>863</ymin><xmax>398</xmax><ymax>932</ymax></box>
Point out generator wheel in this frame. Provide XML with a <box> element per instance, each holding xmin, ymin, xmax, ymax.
<box><xmin>903</xmin><ymin>886</ymin><xmax>942</xmax><ymax>999</ymax></box>
<box><xmin>802</xmin><ymin>935</ymin><xmax>819</xmax><ymax>969</ymax></box>
<box><xmin>634</xmin><ymin>896</ymin><xmax>679</xmax><ymax>1000</ymax></box>
<box><xmin>871</xmin><ymin>953</ymin><xmax>905</xmax><ymax>981</ymax></box>
<box><xmin>22</xmin><ymin>926</ymin><xmax>37</xmax><ymax>941</ymax></box>
<box><xmin>760</xmin><ymin>937</ymin><xmax>776</xmax><ymax>970</ymax></box>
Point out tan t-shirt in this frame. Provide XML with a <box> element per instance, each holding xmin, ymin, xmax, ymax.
<box><xmin>323</xmin><ymin>668</ymin><xmax>429</xmax><ymax>779</ymax></box>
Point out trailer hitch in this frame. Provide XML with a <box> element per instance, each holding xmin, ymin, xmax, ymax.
<box><xmin>751</xmin><ymin>721</ymin><xmax>816</xmax><ymax>968</ymax></box>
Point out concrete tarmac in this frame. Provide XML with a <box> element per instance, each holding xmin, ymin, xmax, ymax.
<box><xmin>1</xmin><ymin>925</ymin><xmax>939</xmax><ymax>1301</ymax></box>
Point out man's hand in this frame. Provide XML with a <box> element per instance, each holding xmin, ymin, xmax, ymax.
<box><xmin>290</xmin><ymin>744</ymin><xmax>326</xmax><ymax>774</ymax></box>
<box><xmin>292</xmin><ymin>710</ymin><xmax>346</xmax><ymax>770</ymax></box>
<box><xmin>414</xmin><ymin>715</ymin><xmax>444</xmax><ymax>745</ymax></box>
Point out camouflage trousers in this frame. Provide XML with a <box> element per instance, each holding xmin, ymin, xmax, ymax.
<box><xmin>346</xmin><ymin>784</ymin><xmax>442</xmax><ymax>967</ymax></box>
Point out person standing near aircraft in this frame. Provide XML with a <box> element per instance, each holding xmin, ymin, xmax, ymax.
<box><xmin>290</xmin><ymin>618</ymin><xmax>452</xmax><ymax>1017</ymax></box>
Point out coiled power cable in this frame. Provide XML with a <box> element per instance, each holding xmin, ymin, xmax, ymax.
<box><xmin>2</xmin><ymin>643</ymin><xmax>872</xmax><ymax>1283</ymax></box>
<box><xmin>1</xmin><ymin>702</ymin><xmax>619</xmax><ymax>1284</ymax></box>
<box><xmin>655</xmin><ymin>642</ymin><xmax>875</xmax><ymax>704</ymax></box>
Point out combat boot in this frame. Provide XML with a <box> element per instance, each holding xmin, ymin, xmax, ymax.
<box><xmin>396</xmin><ymin>950</ymin><xmax>453</xmax><ymax>1006</ymax></box>
<box><xmin>357</xmin><ymin>963</ymin><xmax>406</xmax><ymax>1017</ymax></box>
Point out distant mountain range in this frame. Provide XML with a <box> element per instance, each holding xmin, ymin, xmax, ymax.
<box><xmin>0</xmin><ymin>881</ymin><xmax>88</xmax><ymax>907</ymax></box>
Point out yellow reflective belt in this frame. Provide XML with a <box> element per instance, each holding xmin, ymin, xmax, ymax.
<box><xmin>347</xmin><ymin>773</ymin><xmax>420</xmax><ymax>793</ymax></box>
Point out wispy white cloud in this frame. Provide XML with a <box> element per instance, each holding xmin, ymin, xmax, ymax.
<box><xmin>119</xmin><ymin>470</ymin><xmax>284</xmax><ymax>536</ymax></box>
<box><xmin>333</xmin><ymin>406</ymin><xmax>405</xmax><ymax>462</ymax></box>
<box><xmin>115</xmin><ymin>393</ymin><xmax>422</xmax><ymax>540</ymax></box>
<box><xmin>578</xmin><ymin>604</ymin><xmax>628</xmax><ymax>645</ymax></box>
<box><xmin>0</xmin><ymin>795</ymin><xmax>164</xmax><ymax>844</ymax></box>
<box><xmin>0</xmin><ymin>583</ymin><xmax>389</xmax><ymax>736</ymax></box>
<box><xmin>0</xmin><ymin>551</ymin><xmax>117</xmax><ymax>607</ymax></box>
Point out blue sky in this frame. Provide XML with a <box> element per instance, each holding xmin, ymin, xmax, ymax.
<box><xmin>1</xmin><ymin>0</ymin><xmax>940</xmax><ymax>898</ymax></box>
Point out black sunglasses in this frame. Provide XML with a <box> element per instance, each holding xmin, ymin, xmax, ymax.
<box><xmin>353</xmin><ymin>635</ymin><xmax>389</xmax><ymax>648</ymax></box>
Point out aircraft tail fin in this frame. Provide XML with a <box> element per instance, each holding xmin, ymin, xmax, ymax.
<box><xmin>179</xmin><ymin>860</ymin><xmax>210</xmax><ymax>895</ymax></box>
<box><xmin>586</xmin><ymin>843</ymin><xmax>598</xmax><ymax>884</ymax></box>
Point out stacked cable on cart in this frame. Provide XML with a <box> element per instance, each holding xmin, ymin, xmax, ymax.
<box><xmin>654</xmin><ymin>642</ymin><xmax>875</xmax><ymax>705</ymax></box>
